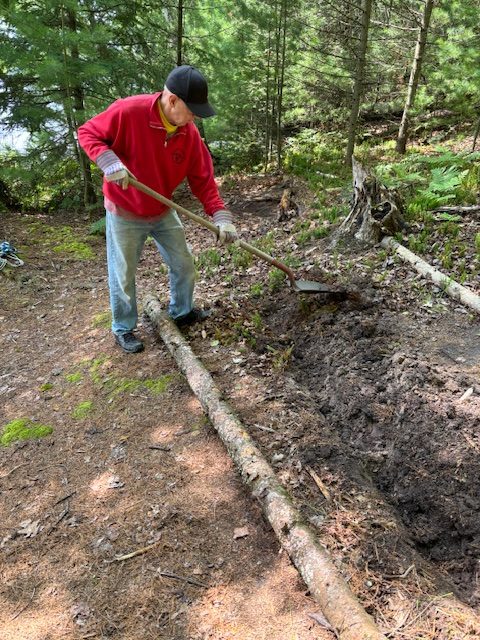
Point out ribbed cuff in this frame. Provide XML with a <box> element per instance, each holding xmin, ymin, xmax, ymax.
<box><xmin>213</xmin><ymin>209</ymin><xmax>233</xmax><ymax>225</ymax></box>
<box><xmin>96</xmin><ymin>150</ymin><xmax>123</xmax><ymax>173</ymax></box>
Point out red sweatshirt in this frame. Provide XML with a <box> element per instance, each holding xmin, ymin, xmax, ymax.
<box><xmin>77</xmin><ymin>92</ymin><xmax>225</xmax><ymax>217</ymax></box>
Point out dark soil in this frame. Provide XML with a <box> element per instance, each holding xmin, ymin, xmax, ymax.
<box><xmin>2</xmin><ymin>172</ymin><xmax>480</xmax><ymax>639</ymax></box>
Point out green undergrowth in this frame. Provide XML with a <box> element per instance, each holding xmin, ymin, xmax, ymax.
<box><xmin>1</xmin><ymin>418</ymin><xmax>53</xmax><ymax>446</ymax></box>
<box><xmin>284</xmin><ymin>129</ymin><xmax>351</xmax><ymax>193</ymax></box>
<box><xmin>361</xmin><ymin>143</ymin><xmax>480</xmax><ymax>219</ymax></box>
<box><xmin>26</xmin><ymin>220</ymin><xmax>95</xmax><ymax>259</ymax></box>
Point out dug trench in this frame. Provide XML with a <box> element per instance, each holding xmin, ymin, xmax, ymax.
<box><xmin>246</xmin><ymin>282</ymin><xmax>480</xmax><ymax>605</ymax></box>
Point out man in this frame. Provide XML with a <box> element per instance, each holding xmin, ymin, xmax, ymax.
<box><xmin>78</xmin><ymin>64</ymin><xmax>237</xmax><ymax>353</ymax></box>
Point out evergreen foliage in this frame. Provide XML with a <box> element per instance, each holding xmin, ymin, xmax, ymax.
<box><xmin>1</xmin><ymin>0</ymin><xmax>480</xmax><ymax>211</ymax></box>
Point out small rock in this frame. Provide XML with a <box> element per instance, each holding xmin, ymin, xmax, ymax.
<box><xmin>233</xmin><ymin>526</ymin><xmax>250</xmax><ymax>539</ymax></box>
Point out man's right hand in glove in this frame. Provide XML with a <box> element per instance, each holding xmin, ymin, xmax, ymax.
<box><xmin>104</xmin><ymin>162</ymin><xmax>136</xmax><ymax>190</ymax></box>
<box><xmin>95</xmin><ymin>151</ymin><xmax>136</xmax><ymax>190</ymax></box>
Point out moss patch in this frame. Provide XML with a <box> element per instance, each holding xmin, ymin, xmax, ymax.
<box><xmin>65</xmin><ymin>372</ymin><xmax>83</xmax><ymax>383</ymax></box>
<box><xmin>72</xmin><ymin>401</ymin><xmax>94</xmax><ymax>419</ymax></box>
<box><xmin>92</xmin><ymin>311</ymin><xmax>112</xmax><ymax>329</ymax></box>
<box><xmin>28</xmin><ymin>221</ymin><xmax>95</xmax><ymax>260</ymax></box>
<box><xmin>53</xmin><ymin>240</ymin><xmax>94</xmax><ymax>260</ymax></box>
<box><xmin>66</xmin><ymin>356</ymin><xmax>175</xmax><ymax>401</ymax></box>
<box><xmin>107</xmin><ymin>374</ymin><xmax>174</xmax><ymax>398</ymax></box>
<box><xmin>1</xmin><ymin>418</ymin><xmax>53</xmax><ymax>447</ymax></box>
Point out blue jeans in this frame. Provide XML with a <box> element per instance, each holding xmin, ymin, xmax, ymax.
<box><xmin>106</xmin><ymin>210</ymin><xmax>195</xmax><ymax>335</ymax></box>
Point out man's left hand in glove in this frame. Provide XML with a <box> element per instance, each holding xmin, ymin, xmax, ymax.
<box><xmin>212</xmin><ymin>210</ymin><xmax>238</xmax><ymax>244</ymax></box>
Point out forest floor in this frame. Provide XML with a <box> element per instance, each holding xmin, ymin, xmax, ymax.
<box><xmin>1</xmin><ymin>170</ymin><xmax>480</xmax><ymax>640</ymax></box>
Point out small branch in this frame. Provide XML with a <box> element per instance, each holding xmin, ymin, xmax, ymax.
<box><xmin>54</xmin><ymin>490</ymin><xmax>76</xmax><ymax>506</ymax></box>
<box><xmin>0</xmin><ymin>462</ymin><xmax>29</xmax><ymax>480</ymax></box>
<box><xmin>155</xmin><ymin>569</ymin><xmax>208</xmax><ymax>588</ymax></box>
<box><xmin>384</xmin><ymin>564</ymin><xmax>415</xmax><ymax>580</ymax></box>
<box><xmin>251</xmin><ymin>423</ymin><xmax>276</xmax><ymax>434</ymax></box>
<box><xmin>114</xmin><ymin>539</ymin><xmax>163</xmax><ymax>562</ymax></box>
<box><xmin>46</xmin><ymin>507</ymin><xmax>70</xmax><ymax>535</ymax></box>
<box><xmin>10</xmin><ymin>584</ymin><xmax>39</xmax><ymax>620</ymax></box>
<box><xmin>306</xmin><ymin>466</ymin><xmax>331</xmax><ymax>500</ymax></box>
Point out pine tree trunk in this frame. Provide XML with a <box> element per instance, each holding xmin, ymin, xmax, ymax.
<box><xmin>396</xmin><ymin>0</ymin><xmax>435</xmax><ymax>154</ymax></box>
<box><xmin>177</xmin><ymin>0</ymin><xmax>183</xmax><ymax>66</ymax></box>
<box><xmin>345</xmin><ymin>0</ymin><xmax>373</xmax><ymax>166</ymax></box>
<box><xmin>276</xmin><ymin>0</ymin><xmax>287</xmax><ymax>168</ymax></box>
<box><xmin>264</xmin><ymin>27</ymin><xmax>272</xmax><ymax>169</ymax></box>
<box><xmin>63</xmin><ymin>7</ymin><xmax>97</xmax><ymax>208</ymax></box>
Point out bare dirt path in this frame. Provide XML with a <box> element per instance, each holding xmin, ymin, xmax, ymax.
<box><xmin>2</xmin><ymin>173</ymin><xmax>480</xmax><ymax>639</ymax></box>
<box><xmin>0</xmin><ymin>206</ymin><xmax>331</xmax><ymax>640</ymax></box>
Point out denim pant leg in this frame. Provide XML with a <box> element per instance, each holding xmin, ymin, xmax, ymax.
<box><xmin>106</xmin><ymin>211</ymin><xmax>149</xmax><ymax>335</ymax></box>
<box><xmin>150</xmin><ymin>210</ymin><xmax>195</xmax><ymax>318</ymax></box>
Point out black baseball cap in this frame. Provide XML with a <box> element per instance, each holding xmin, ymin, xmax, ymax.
<box><xmin>165</xmin><ymin>65</ymin><xmax>216</xmax><ymax>118</ymax></box>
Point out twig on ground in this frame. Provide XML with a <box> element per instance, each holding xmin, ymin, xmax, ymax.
<box><xmin>148</xmin><ymin>445</ymin><xmax>172</xmax><ymax>452</ymax></box>
<box><xmin>54</xmin><ymin>491</ymin><xmax>76</xmax><ymax>506</ymax></box>
<box><xmin>306</xmin><ymin>465</ymin><xmax>331</xmax><ymax>500</ymax></box>
<box><xmin>10</xmin><ymin>584</ymin><xmax>39</xmax><ymax>621</ymax></box>
<box><xmin>149</xmin><ymin>567</ymin><xmax>208</xmax><ymax>588</ymax></box>
<box><xmin>114</xmin><ymin>539</ymin><xmax>163</xmax><ymax>561</ymax></box>
<box><xmin>46</xmin><ymin>506</ymin><xmax>70</xmax><ymax>535</ymax></box>
<box><xmin>251</xmin><ymin>423</ymin><xmax>276</xmax><ymax>433</ymax></box>
<box><xmin>0</xmin><ymin>462</ymin><xmax>29</xmax><ymax>480</ymax></box>
<box><xmin>384</xmin><ymin>564</ymin><xmax>415</xmax><ymax>580</ymax></box>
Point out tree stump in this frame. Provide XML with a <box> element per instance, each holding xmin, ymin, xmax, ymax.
<box><xmin>336</xmin><ymin>158</ymin><xmax>406</xmax><ymax>244</ymax></box>
<box><xmin>278</xmin><ymin>188</ymin><xmax>299</xmax><ymax>221</ymax></box>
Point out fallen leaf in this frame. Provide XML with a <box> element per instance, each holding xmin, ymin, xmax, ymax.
<box><xmin>107</xmin><ymin>475</ymin><xmax>125</xmax><ymax>489</ymax></box>
<box><xmin>17</xmin><ymin>519</ymin><xmax>42</xmax><ymax>538</ymax></box>
<box><xmin>308</xmin><ymin>612</ymin><xmax>334</xmax><ymax>631</ymax></box>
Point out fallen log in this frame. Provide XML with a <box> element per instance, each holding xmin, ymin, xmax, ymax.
<box><xmin>434</xmin><ymin>205</ymin><xmax>480</xmax><ymax>215</ymax></box>
<box><xmin>144</xmin><ymin>294</ymin><xmax>386</xmax><ymax>640</ymax></box>
<box><xmin>381</xmin><ymin>236</ymin><xmax>480</xmax><ymax>314</ymax></box>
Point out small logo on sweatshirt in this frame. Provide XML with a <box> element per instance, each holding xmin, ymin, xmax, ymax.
<box><xmin>172</xmin><ymin>150</ymin><xmax>185</xmax><ymax>164</ymax></box>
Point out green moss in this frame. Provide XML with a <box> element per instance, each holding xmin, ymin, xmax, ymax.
<box><xmin>89</xmin><ymin>355</ymin><xmax>109</xmax><ymax>384</ymax></box>
<box><xmin>92</xmin><ymin>311</ymin><xmax>112</xmax><ymax>329</ymax></box>
<box><xmin>27</xmin><ymin>222</ymin><xmax>95</xmax><ymax>260</ymax></box>
<box><xmin>72</xmin><ymin>401</ymin><xmax>93</xmax><ymax>419</ymax></box>
<box><xmin>65</xmin><ymin>372</ymin><xmax>83</xmax><ymax>383</ymax></box>
<box><xmin>53</xmin><ymin>241</ymin><xmax>94</xmax><ymax>260</ymax></box>
<box><xmin>1</xmin><ymin>418</ymin><xmax>53</xmax><ymax>447</ymax></box>
<box><xmin>39</xmin><ymin>382</ymin><xmax>53</xmax><ymax>391</ymax></box>
<box><xmin>108</xmin><ymin>374</ymin><xmax>174</xmax><ymax>397</ymax></box>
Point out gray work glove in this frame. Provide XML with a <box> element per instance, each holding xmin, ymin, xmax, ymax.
<box><xmin>104</xmin><ymin>162</ymin><xmax>137</xmax><ymax>190</ymax></box>
<box><xmin>96</xmin><ymin>151</ymin><xmax>136</xmax><ymax>190</ymax></box>
<box><xmin>212</xmin><ymin>210</ymin><xmax>238</xmax><ymax>244</ymax></box>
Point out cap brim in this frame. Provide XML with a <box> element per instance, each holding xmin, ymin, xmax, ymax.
<box><xmin>186</xmin><ymin>101</ymin><xmax>216</xmax><ymax>118</ymax></box>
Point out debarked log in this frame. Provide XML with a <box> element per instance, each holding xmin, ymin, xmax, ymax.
<box><xmin>144</xmin><ymin>294</ymin><xmax>387</xmax><ymax>640</ymax></box>
<box><xmin>381</xmin><ymin>236</ymin><xmax>480</xmax><ymax>314</ymax></box>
